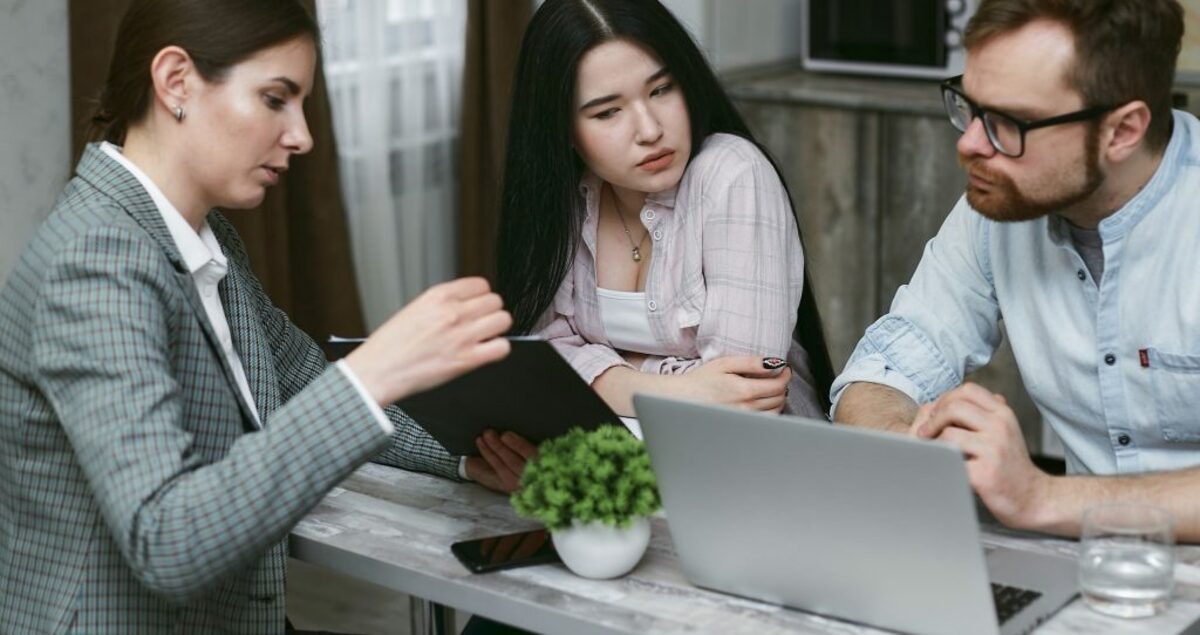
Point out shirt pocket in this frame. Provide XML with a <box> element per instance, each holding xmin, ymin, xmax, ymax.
<box><xmin>1146</xmin><ymin>347</ymin><xmax>1200</xmax><ymax>442</ymax></box>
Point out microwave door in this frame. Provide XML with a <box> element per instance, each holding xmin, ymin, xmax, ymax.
<box><xmin>808</xmin><ymin>0</ymin><xmax>947</xmax><ymax>69</ymax></box>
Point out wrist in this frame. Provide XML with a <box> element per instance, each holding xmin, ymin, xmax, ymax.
<box><xmin>657</xmin><ymin>372</ymin><xmax>702</xmax><ymax>404</ymax></box>
<box><xmin>344</xmin><ymin>348</ymin><xmax>403</xmax><ymax>406</ymax></box>
<box><xmin>1015</xmin><ymin>470</ymin><xmax>1063</xmax><ymax>533</ymax></box>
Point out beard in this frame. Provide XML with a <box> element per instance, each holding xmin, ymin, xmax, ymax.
<box><xmin>962</xmin><ymin>127</ymin><xmax>1104</xmax><ymax>222</ymax></box>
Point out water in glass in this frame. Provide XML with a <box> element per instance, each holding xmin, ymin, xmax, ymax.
<box><xmin>1079</xmin><ymin>538</ymin><xmax>1174</xmax><ymax>617</ymax></box>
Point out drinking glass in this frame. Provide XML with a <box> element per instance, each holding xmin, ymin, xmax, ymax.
<box><xmin>1078</xmin><ymin>502</ymin><xmax>1175</xmax><ymax>618</ymax></box>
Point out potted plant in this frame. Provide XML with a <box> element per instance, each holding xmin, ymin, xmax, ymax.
<box><xmin>511</xmin><ymin>425</ymin><xmax>661</xmax><ymax>579</ymax></box>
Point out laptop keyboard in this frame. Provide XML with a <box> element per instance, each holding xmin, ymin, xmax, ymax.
<box><xmin>991</xmin><ymin>583</ymin><xmax>1042</xmax><ymax>624</ymax></box>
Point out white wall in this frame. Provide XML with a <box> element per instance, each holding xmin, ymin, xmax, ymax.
<box><xmin>0</xmin><ymin>0</ymin><xmax>71</xmax><ymax>284</ymax></box>
<box><xmin>659</xmin><ymin>0</ymin><xmax>710</xmax><ymax>47</ymax></box>
<box><xmin>663</xmin><ymin>0</ymin><xmax>802</xmax><ymax>71</ymax></box>
<box><xmin>710</xmin><ymin>0</ymin><xmax>802</xmax><ymax>70</ymax></box>
<box><xmin>539</xmin><ymin>0</ymin><xmax>803</xmax><ymax>72</ymax></box>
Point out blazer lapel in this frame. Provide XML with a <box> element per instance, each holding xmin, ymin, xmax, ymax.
<box><xmin>219</xmin><ymin>261</ymin><xmax>282</xmax><ymax>426</ymax></box>
<box><xmin>74</xmin><ymin>144</ymin><xmax>261</xmax><ymax>430</ymax></box>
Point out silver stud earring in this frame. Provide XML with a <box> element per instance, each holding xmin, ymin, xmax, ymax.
<box><xmin>172</xmin><ymin>105</ymin><xmax>185</xmax><ymax>122</ymax></box>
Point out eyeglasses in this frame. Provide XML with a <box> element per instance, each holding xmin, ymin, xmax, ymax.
<box><xmin>940</xmin><ymin>75</ymin><xmax>1115</xmax><ymax>158</ymax></box>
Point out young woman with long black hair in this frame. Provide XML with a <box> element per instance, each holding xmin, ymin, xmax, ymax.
<box><xmin>495</xmin><ymin>0</ymin><xmax>835</xmax><ymax>424</ymax></box>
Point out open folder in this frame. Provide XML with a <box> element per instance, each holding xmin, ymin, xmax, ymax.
<box><xmin>325</xmin><ymin>336</ymin><xmax>622</xmax><ymax>455</ymax></box>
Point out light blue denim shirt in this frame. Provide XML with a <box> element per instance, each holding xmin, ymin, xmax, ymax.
<box><xmin>832</xmin><ymin>109</ymin><xmax>1200</xmax><ymax>476</ymax></box>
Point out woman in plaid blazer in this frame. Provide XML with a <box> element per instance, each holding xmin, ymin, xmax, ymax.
<box><xmin>0</xmin><ymin>1</ymin><xmax>512</xmax><ymax>632</ymax></box>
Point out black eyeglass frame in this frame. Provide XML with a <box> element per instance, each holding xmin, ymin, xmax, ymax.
<box><xmin>940</xmin><ymin>75</ymin><xmax>1116</xmax><ymax>158</ymax></box>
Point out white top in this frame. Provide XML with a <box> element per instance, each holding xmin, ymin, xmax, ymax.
<box><xmin>99</xmin><ymin>142</ymin><xmax>391</xmax><ymax>435</ymax></box>
<box><xmin>596</xmin><ymin>287</ymin><xmax>667</xmax><ymax>356</ymax></box>
<box><xmin>596</xmin><ymin>287</ymin><xmax>661</xmax><ymax>441</ymax></box>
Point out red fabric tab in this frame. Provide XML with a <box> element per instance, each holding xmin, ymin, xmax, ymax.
<box><xmin>1139</xmin><ymin>349</ymin><xmax>1150</xmax><ymax>368</ymax></box>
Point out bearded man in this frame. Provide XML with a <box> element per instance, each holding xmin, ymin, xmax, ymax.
<box><xmin>831</xmin><ymin>0</ymin><xmax>1200</xmax><ymax>540</ymax></box>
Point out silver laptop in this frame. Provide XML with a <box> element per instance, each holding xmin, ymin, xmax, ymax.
<box><xmin>634</xmin><ymin>395</ymin><xmax>1078</xmax><ymax>635</ymax></box>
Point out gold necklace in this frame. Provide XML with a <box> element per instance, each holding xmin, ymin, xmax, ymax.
<box><xmin>608</xmin><ymin>184</ymin><xmax>649</xmax><ymax>262</ymax></box>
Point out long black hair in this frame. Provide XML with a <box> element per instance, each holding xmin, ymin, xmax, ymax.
<box><xmin>495</xmin><ymin>0</ymin><xmax>835</xmax><ymax>411</ymax></box>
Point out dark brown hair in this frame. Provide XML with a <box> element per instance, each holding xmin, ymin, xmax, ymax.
<box><xmin>90</xmin><ymin>0</ymin><xmax>319</xmax><ymax>145</ymax></box>
<box><xmin>964</xmin><ymin>0</ymin><xmax>1183</xmax><ymax>151</ymax></box>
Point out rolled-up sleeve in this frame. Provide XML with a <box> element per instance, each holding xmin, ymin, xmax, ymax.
<box><xmin>831</xmin><ymin>197</ymin><xmax>1003</xmax><ymax>416</ymax></box>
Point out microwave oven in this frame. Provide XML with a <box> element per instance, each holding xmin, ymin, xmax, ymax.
<box><xmin>802</xmin><ymin>0</ymin><xmax>975</xmax><ymax>79</ymax></box>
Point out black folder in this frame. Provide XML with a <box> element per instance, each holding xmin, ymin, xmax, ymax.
<box><xmin>329</xmin><ymin>336</ymin><xmax>622</xmax><ymax>455</ymax></box>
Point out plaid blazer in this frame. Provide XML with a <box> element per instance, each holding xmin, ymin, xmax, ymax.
<box><xmin>0</xmin><ymin>144</ymin><xmax>459</xmax><ymax>634</ymax></box>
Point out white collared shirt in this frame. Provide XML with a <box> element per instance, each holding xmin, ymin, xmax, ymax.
<box><xmin>99</xmin><ymin>142</ymin><xmax>392</xmax><ymax>435</ymax></box>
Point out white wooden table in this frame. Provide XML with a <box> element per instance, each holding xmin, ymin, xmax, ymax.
<box><xmin>291</xmin><ymin>463</ymin><xmax>1200</xmax><ymax>634</ymax></box>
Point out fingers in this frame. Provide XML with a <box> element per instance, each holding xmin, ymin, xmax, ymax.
<box><xmin>915</xmin><ymin>383</ymin><xmax>1019</xmax><ymax>440</ymax></box>
<box><xmin>475</xmin><ymin>438</ymin><xmax>520</xmax><ymax>492</ymax></box>
<box><xmin>499</xmin><ymin>431</ymin><xmax>539</xmax><ymax>460</ymax></box>
<box><xmin>748</xmin><ymin>392</ymin><xmax>787</xmax><ymax>413</ymax></box>
<box><xmin>467</xmin><ymin>432</ymin><xmax>535</xmax><ymax>494</ymax></box>
<box><xmin>739</xmin><ymin>368</ymin><xmax>791</xmax><ymax>401</ymax></box>
<box><xmin>464</xmin><ymin>456</ymin><xmax>507</xmax><ymax>494</ymax></box>
<box><xmin>917</xmin><ymin>397</ymin><xmax>994</xmax><ymax>439</ymax></box>
<box><xmin>909</xmin><ymin>402</ymin><xmax>935</xmax><ymax>438</ymax></box>
<box><xmin>456</xmin><ymin>291</ymin><xmax>505</xmax><ymax>323</ymax></box>
<box><xmin>477</xmin><ymin>430</ymin><xmax>528</xmax><ymax>493</ymax></box>
<box><xmin>460</xmin><ymin>337</ymin><xmax>512</xmax><ymax>369</ymax></box>
<box><xmin>934</xmin><ymin>425</ymin><xmax>984</xmax><ymax>459</ymax></box>
<box><xmin>952</xmin><ymin>382</ymin><xmax>1007</xmax><ymax>412</ymax></box>
<box><xmin>728</xmin><ymin>356</ymin><xmax>790</xmax><ymax>379</ymax></box>
<box><xmin>461</xmin><ymin>308</ymin><xmax>513</xmax><ymax>345</ymax></box>
<box><xmin>708</xmin><ymin>355</ymin><xmax>770</xmax><ymax>375</ymax></box>
<box><xmin>432</xmin><ymin>276</ymin><xmax>492</xmax><ymax>300</ymax></box>
<box><xmin>482</xmin><ymin>430</ymin><xmax>529</xmax><ymax>476</ymax></box>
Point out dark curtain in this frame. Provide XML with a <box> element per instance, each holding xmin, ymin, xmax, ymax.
<box><xmin>457</xmin><ymin>0</ymin><xmax>532</xmax><ymax>281</ymax></box>
<box><xmin>69</xmin><ymin>0</ymin><xmax>367</xmax><ymax>343</ymax></box>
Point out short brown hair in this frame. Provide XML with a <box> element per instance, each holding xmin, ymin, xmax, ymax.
<box><xmin>964</xmin><ymin>0</ymin><xmax>1183</xmax><ymax>151</ymax></box>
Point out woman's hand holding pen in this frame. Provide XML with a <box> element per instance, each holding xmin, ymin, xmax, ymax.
<box><xmin>672</xmin><ymin>356</ymin><xmax>791</xmax><ymax>413</ymax></box>
<box><xmin>345</xmin><ymin>277</ymin><xmax>512</xmax><ymax>406</ymax></box>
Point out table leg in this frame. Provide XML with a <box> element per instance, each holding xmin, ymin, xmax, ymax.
<box><xmin>409</xmin><ymin>597</ymin><xmax>453</xmax><ymax>635</ymax></box>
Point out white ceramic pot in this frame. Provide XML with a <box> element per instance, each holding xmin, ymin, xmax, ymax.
<box><xmin>551</xmin><ymin>517</ymin><xmax>651</xmax><ymax>579</ymax></box>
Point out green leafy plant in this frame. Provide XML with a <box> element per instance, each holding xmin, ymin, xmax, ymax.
<box><xmin>511</xmin><ymin>425</ymin><xmax>661</xmax><ymax>531</ymax></box>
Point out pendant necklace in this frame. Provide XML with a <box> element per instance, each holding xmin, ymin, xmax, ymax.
<box><xmin>609</xmin><ymin>184</ymin><xmax>649</xmax><ymax>262</ymax></box>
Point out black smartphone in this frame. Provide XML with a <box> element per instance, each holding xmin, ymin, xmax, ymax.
<box><xmin>450</xmin><ymin>529</ymin><xmax>560</xmax><ymax>573</ymax></box>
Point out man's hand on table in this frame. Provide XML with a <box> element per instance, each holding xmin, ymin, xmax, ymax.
<box><xmin>465</xmin><ymin>430</ymin><xmax>538</xmax><ymax>493</ymax></box>
<box><xmin>912</xmin><ymin>382</ymin><xmax>1053</xmax><ymax>530</ymax></box>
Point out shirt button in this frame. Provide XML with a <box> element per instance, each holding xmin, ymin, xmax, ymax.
<box><xmin>647</xmin><ymin>300</ymin><xmax>658</xmax><ymax>312</ymax></box>
<box><xmin>1077</xmin><ymin>269</ymin><xmax>1086</xmax><ymax>281</ymax></box>
<box><xmin>1104</xmin><ymin>354</ymin><xmax>1116</xmax><ymax>366</ymax></box>
<box><xmin>644</xmin><ymin>210</ymin><xmax>656</xmax><ymax>221</ymax></box>
<box><xmin>1117</xmin><ymin>434</ymin><xmax>1131</xmax><ymax>446</ymax></box>
<box><xmin>204</xmin><ymin>287</ymin><xmax>216</xmax><ymax>299</ymax></box>
<box><xmin>652</xmin><ymin>230</ymin><xmax>663</xmax><ymax>241</ymax></box>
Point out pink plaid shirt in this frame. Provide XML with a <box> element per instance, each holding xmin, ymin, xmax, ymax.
<box><xmin>536</xmin><ymin>134</ymin><xmax>823</xmax><ymax>417</ymax></box>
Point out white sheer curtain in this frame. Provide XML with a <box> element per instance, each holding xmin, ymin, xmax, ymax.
<box><xmin>316</xmin><ymin>0</ymin><xmax>467</xmax><ymax>329</ymax></box>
